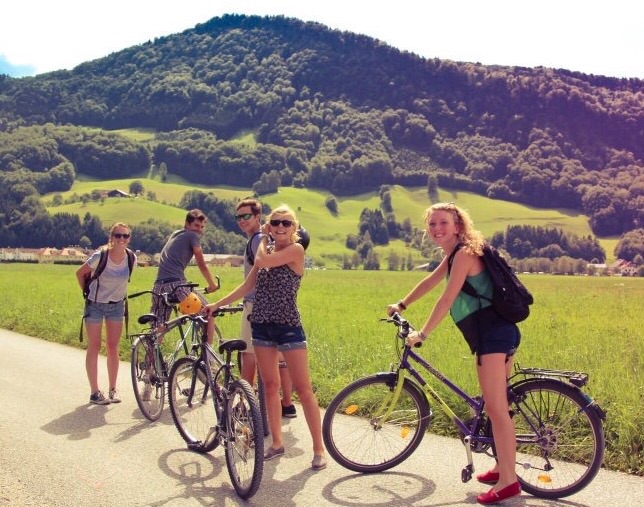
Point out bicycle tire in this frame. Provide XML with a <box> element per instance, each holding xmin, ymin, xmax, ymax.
<box><xmin>256</xmin><ymin>373</ymin><xmax>270</xmax><ymax>437</ymax></box>
<box><xmin>131</xmin><ymin>335</ymin><xmax>164</xmax><ymax>421</ymax></box>
<box><xmin>224</xmin><ymin>379</ymin><xmax>264</xmax><ymax>499</ymax></box>
<box><xmin>322</xmin><ymin>373</ymin><xmax>431</xmax><ymax>473</ymax></box>
<box><xmin>237</xmin><ymin>350</ymin><xmax>270</xmax><ymax>437</ymax></box>
<box><xmin>507</xmin><ymin>378</ymin><xmax>605</xmax><ymax>499</ymax></box>
<box><xmin>168</xmin><ymin>356</ymin><xmax>219</xmax><ymax>453</ymax></box>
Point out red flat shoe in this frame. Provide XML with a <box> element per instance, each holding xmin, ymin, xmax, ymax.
<box><xmin>476</xmin><ymin>470</ymin><xmax>500</xmax><ymax>484</ymax></box>
<box><xmin>477</xmin><ymin>482</ymin><xmax>521</xmax><ymax>504</ymax></box>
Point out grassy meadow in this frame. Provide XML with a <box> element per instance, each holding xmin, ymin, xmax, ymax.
<box><xmin>0</xmin><ymin>263</ymin><xmax>641</xmax><ymax>475</ymax></box>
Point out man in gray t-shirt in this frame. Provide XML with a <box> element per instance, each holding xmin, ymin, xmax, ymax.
<box><xmin>151</xmin><ymin>209</ymin><xmax>219</xmax><ymax>341</ymax></box>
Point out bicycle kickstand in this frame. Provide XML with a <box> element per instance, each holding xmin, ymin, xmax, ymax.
<box><xmin>460</xmin><ymin>435</ymin><xmax>475</xmax><ymax>483</ymax></box>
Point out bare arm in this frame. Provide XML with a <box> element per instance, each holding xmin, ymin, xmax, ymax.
<box><xmin>75</xmin><ymin>263</ymin><xmax>92</xmax><ymax>291</ymax></box>
<box><xmin>206</xmin><ymin>265</ymin><xmax>259</xmax><ymax>313</ymax></box>
<box><xmin>192</xmin><ymin>245</ymin><xmax>219</xmax><ymax>293</ymax></box>
<box><xmin>255</xmin><ymin>238</ymin><xmax>304</xmax><ymax>275</ymax></box>
<box><xmin>407</xmin><ymin>249</ymin><xmax>479</xmax><ymax>346</ymax></box>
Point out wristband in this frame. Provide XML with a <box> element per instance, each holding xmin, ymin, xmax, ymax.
<box><xmin>418</xmin><ymin>330</ymin><xmax>427</xmax><ymax>341</ymax></box>
<box><xmin>398</xmin><ymin>300</ymin><xmax>407</xmax><ymax>310</ymax></box>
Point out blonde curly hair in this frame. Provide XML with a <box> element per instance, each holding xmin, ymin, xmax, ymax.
<box><xmin>423</xmin><ymin>202</ymin><xmax>485</xmax><ymax>256</ymax></box>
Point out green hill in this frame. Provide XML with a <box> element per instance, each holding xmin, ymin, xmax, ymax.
<box><xmin>47</xmin><ymin>178</ymin><xmax>611</xmax><ymax>267</ymax></box>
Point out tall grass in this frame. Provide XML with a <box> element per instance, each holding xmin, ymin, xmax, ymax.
<box><xmin>0</xmin><ymin>264</ymin><xmax>641</xmax><ymax>474</ymax></box>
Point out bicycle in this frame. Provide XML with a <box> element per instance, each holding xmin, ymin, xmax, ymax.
<box><xmin>127</xmin><ymin>282</ymin><xmax>209</xmax><ymax>421</ymax></box>
<box><xmin>167</xmin><ymin>305</ymin><xmax>264</xmax><ymax>499</ymax></box>
<box><xmin>322</xmin><ymin>313</ymin><xmax>607</xmax><ymax>499</ymax></box>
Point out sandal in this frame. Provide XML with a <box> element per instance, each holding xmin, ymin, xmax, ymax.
<box><xmin>263</xmin><ymin>446</ymin><xmax>285</xmax><ymax>461</ymax></box>
<box><xmin>311</xmin><ymin>454</ymin><xmax>327</xmax><ymax>470</ymax></box>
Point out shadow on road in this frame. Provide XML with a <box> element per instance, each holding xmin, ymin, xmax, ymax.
<box><xmin>41</xmin><ymin>404</ymin><xmax>110</xmax><ymax>440</ymax></box>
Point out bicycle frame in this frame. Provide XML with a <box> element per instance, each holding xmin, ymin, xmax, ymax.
<box><xmin>396</xmin><ymin>345</ymin><xmax>484</xmax><ymax>440</ymax></box>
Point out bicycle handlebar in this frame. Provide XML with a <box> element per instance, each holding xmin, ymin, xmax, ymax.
<box><xmin>382</xmin><ymin>312</ymin><xmax>422</xmax><ymax>348</ymax></box>
<box><xmin>211</xmin><ymin>303</ymin><xmax>244</xmax><ymax>318</ymax></box>
<box><xmin>128</xmin><ymin>275</ymin><xmax>221</xmax><ymax>302</ymax></box>
<box><xmin>128</xmin><ymin>282</ymin><xmax>200</xmax><ymax>301</ymax></box>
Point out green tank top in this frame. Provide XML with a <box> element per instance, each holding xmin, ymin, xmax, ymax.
<box><xmin>449</xmin><ymin>270</ymin><xmax>494</xmax><ymax>324</ymax></box>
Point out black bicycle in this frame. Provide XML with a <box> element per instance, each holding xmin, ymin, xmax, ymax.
<box><xmin>322</xmin><ymin>313</ymin><xmax>607</xmax><ymax>499</ymax></box>
<box><xmin>127</xmin><ymin>282</ymin><xmax>207</xmax><ymax>421</ymax></box>
<box><xmin>167</xmin><ymin>305</ymin><xmax>264</xmax><ymax>499</ymax></box>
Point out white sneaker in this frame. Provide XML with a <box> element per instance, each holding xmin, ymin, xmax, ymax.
<box><xmin>108</xmin><ymin>389</ymin><xmax>121</xmax><ymax>403</ymax></box>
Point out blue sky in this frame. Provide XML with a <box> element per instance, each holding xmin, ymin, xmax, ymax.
<box><xmin>1</xmin><ymin>0</ymin><xmax>642</xmax><ymax>79</ymax></box>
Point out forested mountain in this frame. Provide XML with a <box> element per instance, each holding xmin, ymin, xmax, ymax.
<box><xmin>0</xmin><ymin>14</ymin><xmax>642</xmax><ymax>240</ymax></box>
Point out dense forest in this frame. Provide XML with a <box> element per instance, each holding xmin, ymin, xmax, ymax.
<box><xmin>0</xmin><ymin>14</ymin><xmax>642</xmax><ymax>262</ymax></box>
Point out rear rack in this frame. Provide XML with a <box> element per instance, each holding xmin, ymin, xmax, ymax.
<box><xmin>515</xmin><ymin>366</ymin><xmax>589</xmax><ymax>388</ymax></box>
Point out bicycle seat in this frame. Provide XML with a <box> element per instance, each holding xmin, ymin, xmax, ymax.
<box><xmin>138</xmin><ymin>314</ymin><xmax>158</xmax><ymax>326</ymax></box>
<box><xmin>218</xmin><ymin>339</ymin><xmax>247</xmax><ymax>354</ymax></box>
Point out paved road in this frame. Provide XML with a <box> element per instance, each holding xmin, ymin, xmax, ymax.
<box><xmin>1</xmin><ymin>329</ymin><xmax>642</xmax><ymax>507</ymax></box>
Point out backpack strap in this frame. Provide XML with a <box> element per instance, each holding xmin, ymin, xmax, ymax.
<box><xmin>245</xmin><ymin>232</ymin><xmax>262</xmax><ymax>266</ymax></box>
<box><xmin>84</xmin><ymin>248</ymin><xmax>109</xmax><ymax>302</ymax></box>
<box><xmin>447</xmin><ymin>244</ymin><xmax>480</xmax><ymax>299</ymax></box>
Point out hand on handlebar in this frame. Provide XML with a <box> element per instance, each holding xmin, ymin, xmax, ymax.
<box><xmin>406</xmin><ymin>330</ymin><xmax>424</xmax><ymax>348</ymax></box>
<box><xmin>204</xmin><ymin>303</ymin><xmax>219</xmax><ymax>317</ymax></box>
<box><xmin>204</xmin><ymin>275</ymin><xmax>220</xmax><ymax>294</ymax></box>
<box><xmin>386</xmin><ymin>303</ymin><xmax>401</xmax><ymax>316</ymax></box>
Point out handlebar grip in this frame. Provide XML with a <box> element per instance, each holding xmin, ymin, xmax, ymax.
<box><xmin>203</xmin><ymin>276</ymin><xmax>220</xmax><ymax>294</ymax></box>
<box><xmin>413</xmin><ymin>341</ymin><xmax>423</xmax><ymax>348</ymax></box>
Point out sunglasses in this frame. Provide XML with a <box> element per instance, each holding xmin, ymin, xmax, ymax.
<box><xmin>269</xmin><ymin>219</ymin><xmax>294</xmax><ymax>227</ymax></box>
<box><xmin>235</xmin><ymin>213</ymin><xmax>254</xmax><ymax>221</ymax></box>
<box><xmin>112</xmin><ymin>233</ymin><xmax>131</xmax><ymax>239</ymax></box>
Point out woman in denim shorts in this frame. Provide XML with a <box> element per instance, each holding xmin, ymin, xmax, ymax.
<box><xmin>76</xmin><ymin>222</ymin><xmax>137</xmax><ymax>406</ymax></box>
<box><xmin>387</xmin><ymin>203</ymin><xmax>523</xmax><ymax>505</ymax></box>
<box><xmin>206</xmin><ymin>204</ymin><xmax>327</xmax><ymax>471</ymax></box>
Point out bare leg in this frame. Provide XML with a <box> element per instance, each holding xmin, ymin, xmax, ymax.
<box><xmin>105</xmin><ymin>319</ymin><xmax>123</xmax><ymax>390</ymax></box>
<box><xmin>85</xmin><ymin>321</ymin><xmax>103</xmax><ymax>393</ymax></box>
<box><xmin>255</xmin><ymin>346</ymin><xmax>283</xmax><ymax>449</ymax></box>
<box><xmin>278</xmin><ymin>353</ymin><xmax>294</xmax><ymax>407</ymax></box>
<box><xmin>240</xmin><ymin>351</ymin><xmax>257</xmax><ymax>386</ymax></box>
<box><xmin>281</xmin><ymin>348</ymin><xmax>324</xmax><ymax>456</ymax></box>
<box><xmin>477</xmin><ymin>353</ymin><xmax>517</xmax><ymax>491</ymax></box>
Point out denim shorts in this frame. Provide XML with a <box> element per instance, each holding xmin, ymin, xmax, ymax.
<box><xmin>477</xmin><ymin>321</ymin><xmax>521</xmax><ymax>357</ymax></box>
<box><xmin>251</xmin><ymin>323</ymin><xmax>307</xmax><ymax>351</ymax></box>
<box><xmin>84</xmin><ymin>300</ymin><xmax>125</xmax><ymax>324</ymax></box>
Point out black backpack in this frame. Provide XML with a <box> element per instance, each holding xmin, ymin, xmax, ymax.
<box><xmin>448</xmin><ymin>243</ymin><xmax>533</xmax><ymax>323</ymax></box>
<box><xmin>83</xmin><ymin>247</ymin><xmax>136</xmax><ymax>301</ymax></box>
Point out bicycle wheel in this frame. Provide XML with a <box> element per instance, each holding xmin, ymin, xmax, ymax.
<box><xmin>237</xmin><ymin>351</ymin><xmax>270</xmax><ymax>437</ymax></box>
<box><xmin>131</xmin><ymin>335</ymin><xmax>164</xmax><ymax>421</ymax></box>
<box><xmin>168</xmin><ymin>356</ymin><xmax>219</xmax><ymax>452</ymax></box>
<box><xmin>508</xmin><ymin>378</ymin><xmax>605</xmax><ymax>499</ymax></box>
<box><xmin>224</xmin><ymin>379</ymin><xmax>264</xmax><ymax>499</ymax></box>
<box><xmin>322</xmin><ymin>373</ymin><xmax>431</xmax><ymax>473</ymax></box>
